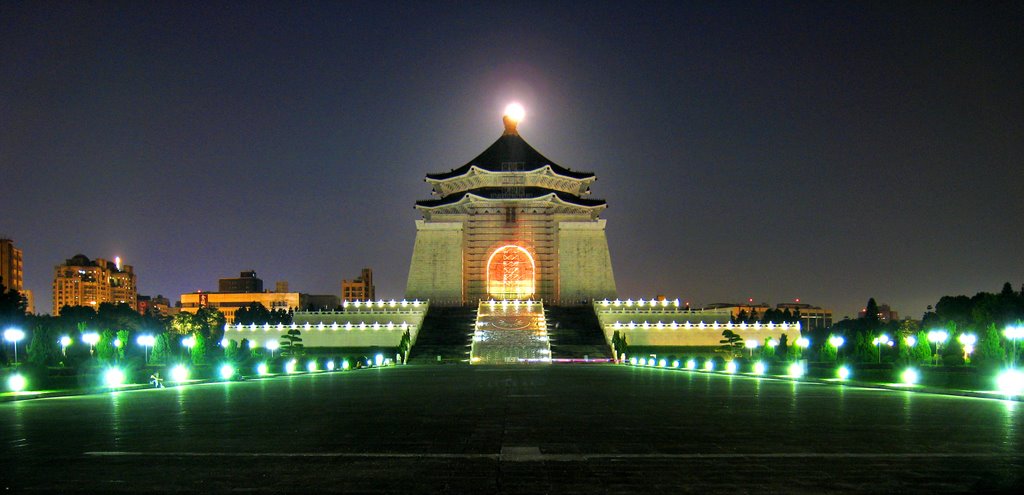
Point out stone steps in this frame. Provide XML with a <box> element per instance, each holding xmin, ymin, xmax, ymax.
<box><xmin>546</xmin><ymin>306</ymin><xmax>613</xmax><ymax>359</ymax></box>
<box><xmin>408</xmin><ymin>307</ymin><xmax>476</xmax><ymax>364</ymax></box>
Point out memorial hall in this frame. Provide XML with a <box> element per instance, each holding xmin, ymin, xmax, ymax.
<box><xmin>405</xmin><ymin>104</ymin><xmax>617</xmax><ymax>306</ymax></box>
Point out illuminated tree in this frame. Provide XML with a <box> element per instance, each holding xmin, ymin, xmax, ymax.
<box><xmin>975</xmin><ymin>323</ymin><xmax>1006</xmax><ymax>367</ymax></box>
<box><xmin>398</xmin><ymin>330</ymin><xmax>412</xmax><ymax>364</ymax></box>
<box><xmin>116</xmin><ymin>329</ymin><xmax>130</xmax><ymax>361</ymax></box>
<box><xmin>718</xmin><ymin>330</ymin><xmax>743</xmax><ymax>357</ymax></box>
<box><xmin>224</xmin><ymin>339</ymin><xmax>240</xmax><ymax>363</ymax></box>
<box><xmin>97</xmin><ymin>329</ymin><xmax>117</xmax><ymax>363</ymax></box>
<box><xmin>27</xmin><ymin>324</ymin><xmax>57</xmax><ymax>366</ymax></box>
<box><xmin>761</xmin><ymin>338</ymin><xmax>776</xmax><ymax>361</ymax></box>
<box><xmin>912</xmin><ymin>330</ymin><xmax>932</xmax><ymax>365</ymax></box>
<box><xmin>279</xmin><ymin>329</ymin><xmax>304</xmax><ymax>358</ymax></box>
<box><xmin>150</xmin><ymin>333</ymin><xmax>171</xmax><ymax>365</ymax></box>
<box><xmin>776</xmin><ymin>334</ymin><xmax>789</xmax><ymax>360</ymax></box>
<box><xmin>190</xmin><ymin>332</ymin><xmax>208</xmax><ymax>366</ymax></box>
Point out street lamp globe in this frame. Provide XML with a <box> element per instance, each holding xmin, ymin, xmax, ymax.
<box><xmin>4</xmin><ymin>328</ymin><xmax>25</xmax><ymax>364</ymax></box>
<box><xmin>3</xmin><ymin>328</ymin><xmax>24</xmax><ymax>343</ymax></box>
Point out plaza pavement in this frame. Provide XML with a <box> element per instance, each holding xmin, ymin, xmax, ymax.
<box><xmin>2</xmin><ymin>364</ymin><xmax>1023</xmax><ymax>493</ymax></box>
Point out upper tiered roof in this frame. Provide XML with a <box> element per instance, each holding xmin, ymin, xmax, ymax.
<box><xmin>425</xmin><ymin>115</ymin><xmax>595</xmax><ymax>181</ymax></box>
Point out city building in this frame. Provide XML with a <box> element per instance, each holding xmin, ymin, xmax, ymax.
<box><xmin>219</xmin><ymin>270</ymin><xmax>263</xmax><ymax>293</ymax></box>
<box><xmin>179</xmin><ymin>291</ymin><xmax>302</xmax><ymax>323</ymax></box>
<box><xmin>0</xmin><ymin>238</ymin><xmax>24</xmax><ymax>292</ymax></box>
<box><xmin>180</xmin><ymin>271</ymin><xmax>340</xmax><ymax>322</ymax></box>
<box><xmin>775</xmin><ymin>302</ymin><xmax>834</xmax><ymax>333</ymax></box>
<box><xmin>859</xmin><ymin>303</ymin><xmax>898</xmax><ymax>322</ymax></box>
<box><xmin>137</xmin><ymin>294</ymin><xmax>173</xmax><ymax>317</ymax></box>
<box><xmin>305</xmin><ymin>294</ymin><xmax>341</xmax><ymax>310</ymax></box>
<box><xmin>704</xmin><ymin>301</ymin><xmax>773</xmax><ymax>320</ymax></box>
<box><xmin>341</xmin><ymin>268</ymin><xmax>375</xmax><ymax>302</ymax></box>
<box><xmin>0</xmin><ymin>238</ymin><xmax>32</xmax><ymax>313</ymax></box>
<box><xmin>52</xmin><ymin>254</ymin><xmax>137</xmax><ymax>315</ymax></box>
<box><xmin>406</xmin><ymin>106</ymin><xmax>616</xmax><ymax>305</ymax></box>
<box><xmin>704</xmin><ymin>301</ymin><xmax>834</xmax><ymax>334</ymax></box>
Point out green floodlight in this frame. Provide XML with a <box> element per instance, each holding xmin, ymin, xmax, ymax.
<box><xmin>753</xmin><ymin>361</ymin><xmax>766</xmax><ymax>375</ymax></box>
<box><xmin>629</xmin><ymin>357</ymin><xmax>639</xmax><ymax>366</ymax></box>
<box><xmin>725</xmin><ymin>361</ymin><xmax>737</xmax><ymax>373</ymax></box>
<box><xmin>307</xmin><ymin>361</ymin><xmax>317</xmax><ymax>372</ymax></box>
<box><xmin>374</xmin><ymin>354</ymin><xmax>384</xmax><ymax>367</ymax></box>
<box><xmin>170</xmin><ymin>365</ymin><xmax>189</xmax><ymax>382</ymax></box>
<box><xmin>788</xmin><ymin>362</ymin><xmax>805</xmax><ymax>378</ymax></box>
<box><xmin>342</xmin><ymin>360</ymin><xmax>351</xmax><ymax>370</ymax></box>
<box><xmin>256</xmin><ymin>363</ymin><xmax>269</xmax><ymax>376</ymax></box>
<box><xmin>658</xmin><ymin>358</ymin><xmax>667</xmax><ymax>368</ymax></box>
<box><xmin>8</xmin><ymin>374</ymin><xmax>27</xmax><ymax>392</ymax></box>
<box><xmin>996</xmin><ymin>369</ymin><xmax>1024</xmax><ymax>396</ymax></box>
<box><xmin>327</xmin><ymin>361</ymin><xmax>336</xmax><ymax>371</ymax></box>
<box><xmin>219</xmin><ymin>364</ymin><xmax>235</xmax><ymax>380</ymax></box>
<box><xmin>703</xmin><ymin>360</ymin><xmax>715</xmax><ymax>372</ymax></box>
<box><xmin>685</xmin><ymin>359</ymin><xmax>696</xmax><ymax>370</ymax></box>
<box><xmin>901</xmin><ymin>368</ymin><xmax>919</xmax><ymax>385</ymax></box>
<box><xmin>285</xmin><ymin>359</ymin><xmax>297</xmax><ymax>374</ymax></box>
<box><xmin>837</xmin><ymin>366</ymin><xmax>851</xmax><ymax>380</ymax></box>
<box><xmin>103</xmin><ymin>368</ymin><xmax>126</xmax><ymax>387</ymax></box>
<box><xmin>671</xmin><ymin>360</ymin><xmax>680</xmax><ymax>369</ymax></box>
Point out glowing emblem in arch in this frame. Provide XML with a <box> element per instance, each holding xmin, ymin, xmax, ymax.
<box><xmin>486</xmin><ymin>245</ymin><xmax>536</xmax><ymax>300</ymax></box>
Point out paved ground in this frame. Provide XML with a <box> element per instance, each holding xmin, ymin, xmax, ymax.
<box><xmin>2</xmin><ymin>365</ymin><xmax>1023</xmax><ymax>493</ymax></box>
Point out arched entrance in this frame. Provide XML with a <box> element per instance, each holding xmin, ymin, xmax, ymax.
<box><xmin>486</xmin><ymin>245</ymin><xmax>536</xmax><ymax>300</ymax></box>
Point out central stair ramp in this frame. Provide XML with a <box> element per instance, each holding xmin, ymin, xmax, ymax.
<box><xmin>470</xmin><ymin>300</ymin><xmax>551</xmax><ymax>364</ymax></box>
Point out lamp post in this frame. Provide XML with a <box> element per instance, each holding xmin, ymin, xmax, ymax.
<box><xmin>266</xmin><ymin>339</ymin><xmax>279</xmax><ymax>358</ymax></box>
<box><xmin>795</xmin><ymin>337</ymin><xmax>809</xmax><ymax>360</ymax></box>
<box><xmin>927</xmin><ymin>330</ymin><xmax>948</xmax><ymax>366</ymax></box>
<box><xmin>3</xmin><ymin>328</ymin><xmax>25</xmax><ymax>364</ymax></box>
<box><xmin>59</xmin><ymin>336</ymin><xmax>72</xmax><ymax>358</ymax></box>
<box><xmin>958</xmin><ymin>333</ymin><xmax>976</xmax><ymax>364</ymax></box>
<box><xmin>873</xmin><ymin>334</ymin><xmax>890</xmax><ymax>363</ymax></box>
<box><xmin>745</xmin><ymin>339</ymin><xmax>759</xmax><ymax>358</ymax></box>
<box><xmin>136</xmin><ymin>335</ymin><xmax>155</xmax><ymax>364</ymax></box>
<box><xmin>1005</xmin><ymin>325</ymin><xmax>1024</xmax><ymax>367</ymax></box>
<box><xmin>828</xmin><ymin>335</ymin><xmax>845</xmax><ymax>361</ymax></box>
<box><xmin>81</xmin><ymin>332</ymin><xmax>100</xmax><ymax>356</ymax></box>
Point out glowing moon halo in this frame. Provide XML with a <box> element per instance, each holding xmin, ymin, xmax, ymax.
<box><xmin>504</xmin><ymin>102</ymin><xmax>525</xmax><ymax>123</ymax></box>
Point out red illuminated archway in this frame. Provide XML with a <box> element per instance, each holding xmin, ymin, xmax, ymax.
<box><xmin>486</xmin><ymin>245</ymin><xmax>536</xmax><ymax>300</ymax></box>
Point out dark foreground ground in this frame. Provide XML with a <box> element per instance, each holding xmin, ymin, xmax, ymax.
<box><xmin>2</xmin><ymin>365</ymin><xmax>1023</xmax><ymax>493</ymax></box>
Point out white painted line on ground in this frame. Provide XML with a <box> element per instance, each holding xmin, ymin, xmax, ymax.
<box><xmin>85</xmin><ymin>451</ymin><xmax>1024</xmax><ymax>462</ymax></box>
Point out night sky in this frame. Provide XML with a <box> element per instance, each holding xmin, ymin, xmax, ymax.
<box><xmin>2</xmin><ymin>1</ymin><xmax>1022</xmax><ymax>319</ymax></box>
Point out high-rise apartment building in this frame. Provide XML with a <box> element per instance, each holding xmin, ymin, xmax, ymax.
<box><xmin>342</xmin><ymin>268</ymin><xmax>375</xmax><ymax>302</ymax></box>
<box><xmin>52</xmin><ymin>254</ymin><xmax>137</xmax><ymax>315</ymax></box>
<box><xmin>0</xmin><ymin>238</ymin><xmax>24</xmax><ymax>292</ymax></box>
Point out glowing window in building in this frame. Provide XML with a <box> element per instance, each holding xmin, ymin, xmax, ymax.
<box><xmin>486</xmin><ymin>245</ymin><xmax>536</xmax><ymax>300</ymax></box>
